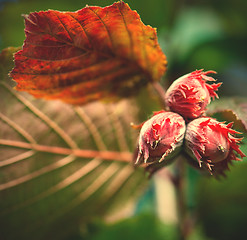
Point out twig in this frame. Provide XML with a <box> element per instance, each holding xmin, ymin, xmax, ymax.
<box><xmin>151</xmin><ymin>81</ymin><xmax>167</xmax><ymax>108</ymax></box>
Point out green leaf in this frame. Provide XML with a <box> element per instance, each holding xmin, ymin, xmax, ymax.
<box><xmin>0</xmin><ymin>48</ymin><xmax>147</xmax><ymax>240</ymax></box>
<box><xmin>207</xmin><ymin>97</ymin><xmax>247</xmax><ymax>133</ymax></box>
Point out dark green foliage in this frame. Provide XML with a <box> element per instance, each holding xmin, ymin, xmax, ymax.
<box><xmin>86</xmin><ymin>213</ymin><xmax>178</xmax><ymax>240</ymax></box>
<box><xmin>196</xmin><ymin>161</ymin><xmax>247</xmax><ymax>240</ymax></box>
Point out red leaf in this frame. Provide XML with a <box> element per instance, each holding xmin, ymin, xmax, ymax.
<box><xmin>10</xmin><ymin>1</ymin><xmax>167</xmax><ymax>105</ymax></box>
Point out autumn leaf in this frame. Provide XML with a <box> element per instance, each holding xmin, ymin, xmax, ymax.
<box><xmin>10</xmin><ymin>1</ymin><xmax>167</xmax><ymax>105</ymax></box>
<box><xmin>0</xmin><ymin>48</ymin><xmax>148</xmax><ymax>240</ymax></box>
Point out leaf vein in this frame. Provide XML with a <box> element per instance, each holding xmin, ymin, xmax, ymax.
<box><xmin>0</xmin><ymin>150</ymin><xmax>35</xmax><ymax>167</ymax></box>
<box><xmin>20</xmin><ymin>50</ymin><xmax>88</xmax><ymax>62</ymax></box>
<box><xmin>74</xmin><ymin>107</ymin><xmax>107</xmax><ymax>151</ymax></box>
<box><xmin>116</xmin><ymin>3</ymin><xmax>133</xmax><ymax>58</ymax></box>
<box><xmin>1</xmin><ymin>82</ymin><xmax>78</xmax><ymax>149</ymax></box>
<box><xmin>52</xmin><ymin>11</ymin><xmax>74</xmax><ymax>43</ymax></box>
<box><xmin>0</xmin><ymin>157</ymin><xmax>102</xmax><ymax>215</ymax></box>
<box><xmin>0</xmin><ymin>154</ymin><xmax>76</xmax><ymax>191</ymax></box>
<box><xmin>67</xmin><ymin>13</ymin><xmax>92</xmax><ymax>47</ymax></box>
<box><xmin>88</xmin><ymin>7</ymin><xmax>115</xmax><ymax>52</ymax></box>
<box><xmin>0</xmin><ymin>112</ymin><xmax>36</xmax><ymax>144</ymax></box>
<box><xmin>0</xmin><ymin>139</ymin><xmax>132</xmax><ymax>162</ymax></box>
<box><xmin>13</xmin><ymin>58</ymin><xmax>117</xmax><ymax>76</ymax></box>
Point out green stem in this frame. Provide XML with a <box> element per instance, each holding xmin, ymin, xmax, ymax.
<box><xmin>175</xmin><ymin>157</ymin><xmax>189</xmax><ymax>240</ymax></box>
<box><xmin>151</xmin><ymin>81</ymin><xmax>167</xmax><ymax>108</ymax></box>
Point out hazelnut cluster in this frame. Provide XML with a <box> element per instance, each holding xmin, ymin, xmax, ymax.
<box><xmin>135</xmin><ymin>70</ymin><xmax>245</xmax><ymax>176</ymax></box>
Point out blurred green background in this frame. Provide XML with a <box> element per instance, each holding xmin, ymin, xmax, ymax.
<box><xmin>1</xmin><ymin>0</ymin><xmax>247</xmax><ymax>240</ymax></box>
